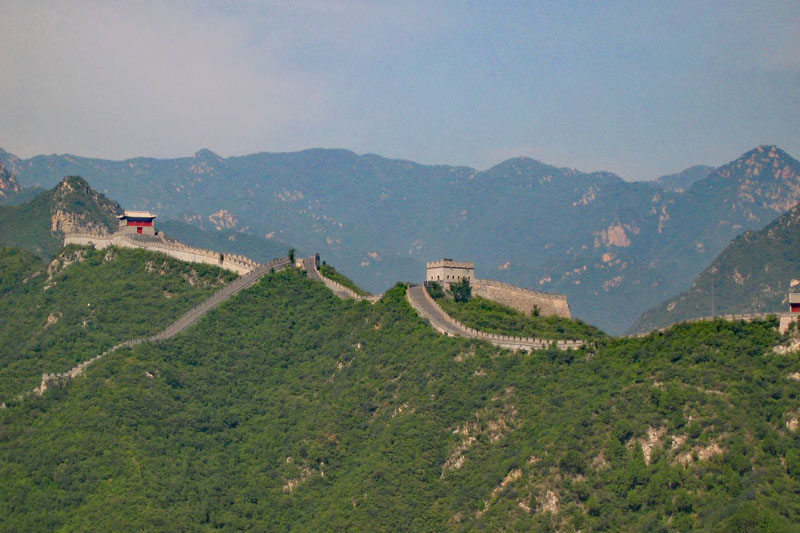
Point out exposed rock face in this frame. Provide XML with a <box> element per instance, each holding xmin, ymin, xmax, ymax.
<box><xmin>49</xmin><ymin>176</ymin><xmax>121</xmax><ymax>235</ymax></box>
<box><xmin>208</xmin><ymin>209</ymin><xmax>238</xmax><ymax>230</ymax></box>
<box><xmin>0</xmin><ymin>160</ymin><xmax>20</xmax><ymax>199</ymax></box>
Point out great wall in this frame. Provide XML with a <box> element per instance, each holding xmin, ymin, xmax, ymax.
<box><xmin>64</xmin><ymin>231</ymin><xmax>259</xmax><ymax>275</ymax></box>
<box><xmin>302</xmin><ymin>256</ymin><xmax>383</xmax><ymax>303</ymax></box>
<box><xmin>634</xmin><ymin>312</ymin><xmax>799</xmax><ymax>336</ymax></box>
<box><xmin>405</xmin><ymin>284</ymin><xmax>584</xmax><ymax>351</ymax></box>
<box><xmin>3</xmin><ymin>214</ymin><xmax>797</xmax><ymax>406</ymax></box>
<box><xmin>424</xmin><ymin>259</ymin><xmax>571</xmax><ymax>318</ymax></box>
<box><xmin>32</xmin><ymin>256</ymin><xmax>290</xmax><ymax>397</ymax></box>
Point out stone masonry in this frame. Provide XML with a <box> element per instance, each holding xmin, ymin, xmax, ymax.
<box><xmin>426</xmin><ymin>259</ymin><xmax>571</xmax><ymax>319</ymax></box>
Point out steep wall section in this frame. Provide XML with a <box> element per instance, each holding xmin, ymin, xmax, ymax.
<box><xmin>64</xmin><ymin>232</ymin><xmax>258</xmax><ymax>275</ymax></box>
<box><xmin>473</xmin><ymin>279</ymin><xmax>571</xmax><ymax>318</ymax></box>
<box><xmin>303</xmin><ymin>257</ymin><xmax>381</xmax><ymax>302</ymax></box>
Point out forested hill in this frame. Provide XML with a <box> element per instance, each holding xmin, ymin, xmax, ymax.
<box><xmin>0</xmin><ymin>246</ymin><xmax>236</xmax><ymax>398</ymax></box>
<box><xmin>2</xmin><ymin>145</ymin><xmax>800</xmax><ymax>334</ymax></box>
<box><xmin>2</xmin><ymin>259</ymin><xmax>798</xmax><ymax>530</ymax></box>
<box><xmin>630</xmin><ymin>204</ymin><xmax>800</xmax><ymax>334</ymax></box>
<box><xmin>0</xmin><ymin>175</ymin><xmax>120</xmax><ymax>258</ymax></box>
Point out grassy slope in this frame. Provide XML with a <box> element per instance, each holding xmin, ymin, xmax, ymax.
<box><xmin>0</xmin><ymin>246</ymin><xmax>236</xmax><ymax>398</ymax></box>
<box><xmin>1</xmin><ymin>269</ymin><xmax>798</xmax><ymax>531</ymax></box>
<box><xmin>439</xmin><ymin>295</ymin><xmax>605</xmax><ymax>341</ymax></box>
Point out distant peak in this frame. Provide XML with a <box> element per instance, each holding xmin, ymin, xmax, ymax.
<box><xmin>56</xmin><ymin>175</ymin><xmax>91</xmax><ymax>190</ymax></box>
<box><xmin>740</xmin><ymin>144</ymin><xmax>790</xmax><ymax>160</ymax></box>
<box><xmin>194</xmin><ymin>148</ymin><xmax>221</xmax><ymax>159</ymax></box>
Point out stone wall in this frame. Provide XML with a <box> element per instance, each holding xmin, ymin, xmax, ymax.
<box><xmin>409</xmin><ymin>284</ymin><xmax>584</xmax><ymax>351</ymax></box>
<box><xmin>472</xmin><ymin>279</ymin><xmax>571</xmax><ymax>319</ymax></box>
<box><xmin>64</xmin><ymin>232</ymin><xmax>259</xmax><ymax>275</ymax></box>
<box><xmin>30</xmin><ymin>256</ymin><xmax>290</xmax><ymax>399</ymax></box>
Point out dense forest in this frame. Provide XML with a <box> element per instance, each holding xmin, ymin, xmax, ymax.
<box><xmin>0</xmin><ymin>246</ymin><xmax>235</xmax><ymax>398</ymax></box>
<box><xmin>1</xmin><ymin>254</ymin><xmax>798</xmax><ymax>531</ymax></box>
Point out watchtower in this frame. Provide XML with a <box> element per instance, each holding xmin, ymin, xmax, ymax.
<box><xmin>426</xmin><ymin>258</ymin><xmax>475</xmax><ymax>286</ymax></box>
<box><xmin>117</xmin><ymin>211</ymin><xmax>157</xmax><ymax>235</ymax></box>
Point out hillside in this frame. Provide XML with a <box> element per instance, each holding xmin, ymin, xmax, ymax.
<box><xmin>1</xmin><ymin>263</ymin><xmax>799</xmax><ymax>530</ymax></box>
<box><xmin>0</xmin><ymin>246</ymin><xmax>236</xmax><ymax>398</ymax></box>
<box><xmin>0</xmin><ymin>176</ymin><xmax>120</xmax><ymax>258</ymax></box>
<box><xmin>2</xmin><ymin>146</ymin><xmax>800</xmax><ymax>334</ymax></box>
<box><xmin>630</xmin><ymin>204</ymin><xmax>800</xmax><ymax>334</ymax></box>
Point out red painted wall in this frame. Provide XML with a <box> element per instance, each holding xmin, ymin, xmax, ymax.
<box><xmin>126</xmin><ymin>220</ymin><xmax>153</xmax><ymax>227</ymax></box>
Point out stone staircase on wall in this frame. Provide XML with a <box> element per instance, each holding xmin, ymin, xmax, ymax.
<box><xmin>303</xmin><ymin>257</ymin><xmax>382</xmax><ymax>302</ymax></box>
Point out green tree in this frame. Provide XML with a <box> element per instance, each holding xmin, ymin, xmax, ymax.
<box><xmin>425</xmin><ymin>281</ymin><xmax>445</xmax><ymax>299</ymax></box>
<box><xmin>449</xmin><ymin>277</ymin><xmax>471</xmax><ymax>302</ymax></box>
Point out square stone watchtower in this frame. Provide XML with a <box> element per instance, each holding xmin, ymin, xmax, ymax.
<box><xmin>426</xmin><ymin>258</ymin><xmax>475</xmax><ymax>286</ymax></box>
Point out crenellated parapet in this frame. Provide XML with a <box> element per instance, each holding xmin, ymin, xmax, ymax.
<box><xmin>302</xmin><ymin>256</ymin><xmax>382</xmax><ymax>302</ymax></box>
<box><xmin>64</xmin><ymin>231</ymin><xmax>260</xmax><ymax>274</ymax></box>
<box><xmin>407</xmin><ymin>284</ymin><xmax>584</xmax><ymax>351</ymax></box>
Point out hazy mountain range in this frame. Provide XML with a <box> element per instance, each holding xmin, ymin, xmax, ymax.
<box><xmin>2</xmin><ymin>145</ymin><xmax>799</xmax><ymax>334</ymax></box>
<box><xmin>630</xmin><ymin>203</ymin><xmax>800</xmax><ymax>333</ymax></box>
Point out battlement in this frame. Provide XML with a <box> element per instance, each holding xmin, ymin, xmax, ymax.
<box><xmin>64</xmin><ymin>231</ymin><xmax>260</xmax><ymax>275</ymax></box>
<box><xmin>426</xmin><ymin>259</ymin><xmax>475</xmax><ymax>284</ymax></box>
<box><xmin>426</xmin><ymin>259</ymin><xmax>475</xmax><ymax>270</ymax></box>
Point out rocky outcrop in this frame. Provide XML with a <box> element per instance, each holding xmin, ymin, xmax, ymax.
<box><xmin>49</xmin><ymin>176</ymin><xmax>121</xmax><ymax>235</ymax></box>
<box><xmin>0</xmin><ymin>160</ymin><xmax>20</xmax><ymax>199</ymax></box>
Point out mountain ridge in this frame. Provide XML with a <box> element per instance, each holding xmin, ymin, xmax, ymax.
<box><xmin>2</xmin><ymin>145</ymin><xmax>799</xmax><ymax>334</ymax></box>
<box><xmin>0</xmin><ymin>176</ymin><xmax>120</xmax><ymax>258</ymax></box>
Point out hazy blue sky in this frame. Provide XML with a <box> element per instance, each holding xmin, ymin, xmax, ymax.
<box><xmin>1</xmin><ymin>0</ymin><xmax>798</xmax><ymax>179</ymax></box>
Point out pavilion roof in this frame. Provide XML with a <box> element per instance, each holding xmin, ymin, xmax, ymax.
<box><xmin>117</xmin><ymin>210</ymin><xmax>157</xmax><ymax>219</ymax></box>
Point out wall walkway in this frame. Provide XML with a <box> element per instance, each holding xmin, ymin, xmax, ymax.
<box><xmin>29</xmin><ymin>257</ymin><xmax>290</xmax><ymax>397</ymax></box>
<box><xmin>303</xmin><ymin>258</ymin><xmax>382</xmax><ymax>302</ymax></box>
<box><xmin>64</xmin><ymin>232</ymin><xmax>259</xmax><ymax>275</ymax></box>
<box><xmin>632</xmin><ymin>312</ymin><xmax>798</xmax><ymax>336</ymax></box>
<box><xmin>405</xmin><ymin>284</ymin><xmax>584</xmax><ymax>352</ymax></box>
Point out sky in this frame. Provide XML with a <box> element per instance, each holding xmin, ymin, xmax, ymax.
<box><xmin>0</xmin><ymin>0</ymin><xmax>798</xmax><ymax>180</ymax></box>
